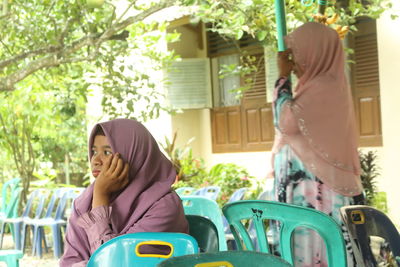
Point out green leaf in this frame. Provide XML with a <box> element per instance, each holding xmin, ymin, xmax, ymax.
<box><xmin>256</xmin><ymin>30</ymin><xmax>267</xmax><ymax>41</ymax></box>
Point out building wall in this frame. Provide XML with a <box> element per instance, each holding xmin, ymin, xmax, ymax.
<box><xmin>376</xmin><ymin>2</ymin><xmax>400</xmax><ymax>223</ymax></box>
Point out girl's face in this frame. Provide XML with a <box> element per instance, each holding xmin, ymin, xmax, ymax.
<box><xmin>90</xmin><ymin>135</ymin><xmax>112</xmax><ymax>178</ymax></box>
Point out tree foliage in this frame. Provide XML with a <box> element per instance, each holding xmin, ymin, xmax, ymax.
<box><xmin>195</xmin><ymin>0</ymin><xmax>391</xmax><ymax>45</ymax></box>
<box><xmin>0</xmin><ymin>0</ymin><xmax>391</xmax><ymax>120</ymax></box>
<box><xmin>0</xmin><ymin>74</ymin><xmax>87</xmax><ymax>202</ymax></box>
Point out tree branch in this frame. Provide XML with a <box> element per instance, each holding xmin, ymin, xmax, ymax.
<box><xmin>0</xmin><ymin>45</ymin><xmax>62</xmax><ymax>70</ymax></box>
<box><xmin>0</xmin><ymin>0</ymin><xmax>175</xmax><ymax>92</ymax></box>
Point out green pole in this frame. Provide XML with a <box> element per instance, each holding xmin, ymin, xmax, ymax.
<box><xmin>275</xmin><ymin>0</ymin><xmax>288</xmax><ymax>51</ymax></box>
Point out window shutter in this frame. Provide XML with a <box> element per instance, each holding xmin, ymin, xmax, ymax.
<box><xmin>207</xmin><ymin>28</ymin><xmax>262</xmax><ymax>58</ymax></box>
<box><xmin>208</xmin><ymin>30</ymin><xmax>237</xmax><ymax>57</ymax></box>
<box><xmin>166</xmin><ymin>58</ymin><xmax>212</xmax><ymax>109</ymax></box>
<box><xmin>242</xmin><ymin>53</ymin><xmax>267</xmax><ymax>102</ymax></box>
<box><xmin>351</xmin><ymin>18</ymin><xmax>382</xmax><ymax>147</ymax></box>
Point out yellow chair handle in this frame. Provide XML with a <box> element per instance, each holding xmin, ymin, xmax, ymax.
<box><xmin>350</xmin><ymin>210</ymin><xmax>365</xmax><ymax>225</ymax></box>
<box><xmin>135</xmin><ymin>241</ymin><xmax>174</xmax><ymax>259</ymax></box>
<box><xmin>195</xmin><ymin>261</ymin><xmax>234</xmax><ymax>267</ymax></box>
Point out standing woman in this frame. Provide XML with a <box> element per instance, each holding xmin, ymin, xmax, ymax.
<box><xmin>271</xmin><ymin>22</ymin><xmax>364</xmax><ymax>266</ymax></box>
<box><xmin>60</xmin><ymin>119</ymin><xmax>188</xmax><ymax>267</ymax></box>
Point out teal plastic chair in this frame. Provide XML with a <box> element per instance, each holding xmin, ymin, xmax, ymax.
<box><xmin>175</xmin><ymin>187</ymin><xmax>195</xmax><ymax>197</ymax></box>
<box><xmin>0</xmin><ymin>179</ymin><xmax>23</xmax><ymax>250</ymax></box>
<box><xmin>186</xmin><ymin>215</ymin><xmax>219</xmax><ymax>252</ymax></box>
<box><xmin>223</xmin><ymin>200</ymin><xmax>347</xmax><ymax>267</ymax></box>
<box><xmin>0</xmin><ymin>178</ymin><xmax>21</xmax><ymax>219</ymax></box>
<box><xmin>193</xmin><ymin>186</ymin><xmax>221</xmax><ymax>201</ymax></box>
<box><xmin>87</xmin><ymin>232</ymin><xmax>199</xmax><ymax>267</ymax></box>
<box><xmin>157</xmin><ymin>250</ymin><xmax>293</xmax><ymax>267</ymax></box>
<box><xmin>0</xmin><ymin>250</ymin><xmax>23</xmax><ymax>267</ymax></box>
<box><xmin>180</xmin><ymin>196</ymin><xmax>227</xmax><ymax>251</ymax></box>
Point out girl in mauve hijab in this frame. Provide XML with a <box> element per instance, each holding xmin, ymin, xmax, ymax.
<box><xmin>271</xmin><ymin>22</ymin><xmax>364</xmax><ymax>266</ymax></box>
<box><xmin>60</xmin><ymin>118</ymin><xmax>188</xmax><ymax>267</ymax></box>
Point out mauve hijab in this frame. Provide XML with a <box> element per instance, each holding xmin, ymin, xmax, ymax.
<box><xmin>74</xmin><ymin>118</ymin><xmax>177</xmax><ymax>233</ymax></box>
<box><xmin>273</xmin><ymin>22</ymin><xmax>363</xmax><ymax>196</ymax></box>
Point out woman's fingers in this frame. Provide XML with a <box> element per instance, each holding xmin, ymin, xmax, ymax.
<box><xmin>113</xmin><ymin>157</ymin><xmax>124</xmax><ymax>177</ymax></box>
<box><xmin>108</xmin><ymin>153</ymin><xmax>120</xmax><ymax>174</ymax></box>
<box><xmin>102</xmin><ymin>153</ymin><xmax>113</xmax><ymax>172</ymax></box>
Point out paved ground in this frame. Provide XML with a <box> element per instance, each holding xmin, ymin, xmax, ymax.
<box><xmin>1</xmin><ymin>234</ymin><xmax>59</xmax><ymax>267</ymax></box>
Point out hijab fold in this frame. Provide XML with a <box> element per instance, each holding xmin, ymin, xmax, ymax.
<box><xmin>274</xmin><ymin>22</ymin><xmax>363</xmax><ymax>196</ymax></box>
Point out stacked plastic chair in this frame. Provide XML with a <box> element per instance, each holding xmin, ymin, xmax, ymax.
<box><xmin>222</xmin><ymin>188</ymin><xmax>248</xmax><ymax>233</ymax></box>
<box><xmin>0</xmin><ymin>178</ymin><xmax>23</xmax><ymax>267</ymax></box>
<box><xmin>180</xmin><ymin>196</ymin><xmax>227</xmax><ymax>251</ymax></box>
<box><xmin>185</xmin><ymin>215</ymin><xmax>219</xmax><ymax>253</ymax></box>
<box><xmin>193</xmin><ymin>186</ymin><xmax>221</xmax><ymax>201</ymax></box>
<box><xmin>29</xmin><ymin>187</ymin><xmax>84</xmax><ymax>258</ymax></box>
<box><xmin>175</xmin><ymin>187</ymin><xmax>195</xmax><ymax>197</ymax></box>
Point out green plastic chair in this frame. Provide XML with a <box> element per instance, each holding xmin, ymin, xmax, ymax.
<box><xmin>180</xmin><ymin>196</ymin><xmax>227</xmax><ymax>251</ymax></box>
<box><xmin>223</xmin><ymin>200</ymin><xmax>347</xmax><ymax>267</ymax></box>
<box><xmin>0</xmin><ymin>178</ymin><xmax>22</xmax><ymax>250</ymax></box>
<box><xmin>186</xmin><ymin>215</ymin><xmax>219</xmax><ymax>252</ymax></box>
<box><xmin>157</xmin><ymin>250</ymin><xmax>292</xmax><ymax>267</ymax></box>
<box><xmin>0</xmin><ymin>249</ymin><xmax>23</xmax><ymax>267</ymax></box>
<box><xmin>175</xmin><ymin>187</ymin><xmax>196</xmax><ymax>196</ymax></box>
<box><xmin>87</xmin><ymin>232</ymin><xmax>199</xmax><ymax>267</ymax></box>
<box><xmin>0</xmin><ymin>178</ymin><xmax>22</xmax><ymax>219</ymax></box>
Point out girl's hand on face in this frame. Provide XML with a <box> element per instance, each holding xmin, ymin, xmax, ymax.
<box><xmin>277</xmin><ymin>49</ymin><xmax>294</xmax><ymax>78</ymax></box>
<box><xmin>93</xmin><ymin>153</ymin><xmax>129</xmax><ymax>198</ymax></box>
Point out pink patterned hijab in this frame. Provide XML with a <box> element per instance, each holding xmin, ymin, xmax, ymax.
<box><xmin>278</xmin><ymin>22</ymin><xmax>363</xmax><ymax>196</ymax></box>
<box><xmin>74</xmin><ymin>118</ymin><xmax>177</xmax><ymax>233</ymax></box>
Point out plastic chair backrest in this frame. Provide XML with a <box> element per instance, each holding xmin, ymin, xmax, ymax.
<box><xmin>193</xmin><ymin>186</ymin><xmax>221</xmax><ymax>201</ymax></box>
<box><xmin>1</xmin><ymin>178</ymin><xmax>21</xmax><ymax>218</ymax></box>
<box><xmin>54</xmin><ymin>187</ymin><xmax>84</xmax><ymax>220</ymax></box>
<box><xmin>87</xmin><ymin>232</ymin><xmax>199</xmax><ymax>267</ymax></box>
<box><xmin>223</xmin><ymin>200</ymin><xmax>347</xmax><ymax>267</ymax></box>
<box><xmin>181</xmin><ymin>196</ymin><xmax>227</xmax><ymax>250</ymax></box>
<box><xmin>22</xmin><ymin>188</ymin><xmax>49</xmax><ymax>219</ymax></box>
<box><xmin>4</xmin><ymin>188</ymin><xmax>22</xmax><ymax>219</ymax></box>
<box><xmin>340</xmin><ymin>205</ymin><xmax>400</xmax><ymax>267</ymax></box>
<box><xmin>227</xmin><ymin>188</ymin><xmax>248</xmax><ymax>202</ymax></box>
<box><xmin>175</xmin><ymin>187</ymin><xmax>195</xmax><ymax>196</ymax></box>
<box><xmin>42</xmin><ymin>188</ymin><xmax>71</xmax><ymax>219</ymax></box>
<box><xmin>222</xmin><ymin>188</ymin><xmax>248</xmax><ymax>233</ymax></box>
<box><xmin>157</xmin><ymin>250</ymin><xmax>293</xmax><ymax>267</ymax></box>
<box><xmin>186</xmin><ymin>215</ymin><xmax>219</xmax><ymax>253</ymax></box>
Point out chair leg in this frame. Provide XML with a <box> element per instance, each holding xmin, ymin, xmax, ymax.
<box><xmin>21</xmin><ymin>224</ymin><xmax>29</xmax><ymax>254</ymax></box>
<box><xmin>13</xmin><ymin>222</ymin><xmax>22</xmax><ymax>251</ymax></box>
<box><xmin>51</xmin><ymin>225</ymin><xmax>61</xmax><ymax>258</ymax></box>
<box><xmin>5</xmin><ymin>258</ymin><xmax>19</xmax><ymax>267</ymax></box>
<box><xmin>31</xmin><ymin>225</ymin><xmax>38</xmax><ymax>256</ymax></box>
<box><xmin>0</xmin><ymin>222</ymin><xmax>5</xmax><ymax>249</ymax></box>
<box><xmin>42</xmin><ymin>227</ymin><xmax>48</xmax><ymax>254</ymax></box>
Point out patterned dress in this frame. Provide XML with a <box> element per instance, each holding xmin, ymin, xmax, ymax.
<box><xmin>272</xmin><ymin>77</ymin><xmax>363</xmax><ymax>267</ymax></box>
